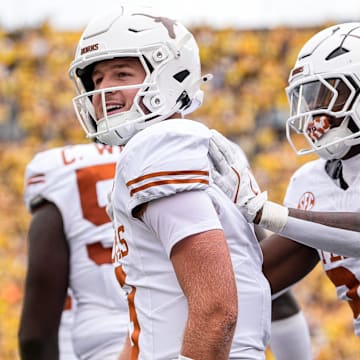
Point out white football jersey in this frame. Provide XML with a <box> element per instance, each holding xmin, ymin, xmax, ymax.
<box><xmin>111</xmin><ymin>119</ymin><xmax>271</xmax><ymax>359</ymax></box>
<box><xmin>284</xmin><ymin>154</ymin><xmax>360</xmax><ymax>336</ymax></box>
<box><xmin>24</xmin><ymin>143</ymin><xmax>128</xmax><ymax>359</ymax></box>
<box><xmin>58</xmin><ymin>290</ymin><xmax>77</xmax><ymax>360</ymax></box>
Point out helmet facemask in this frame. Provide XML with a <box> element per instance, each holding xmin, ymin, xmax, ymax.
<box><xmin>285</xmin><ymin>23</ymin><xmax>360</xmax><ymax>160</ymax></box>
<box><xmin>72</xmin><ymin>52</ymin><xmax>161</xmax><ymax>145</ymax></box>
<box><xmin>286</xmin><ymin>74</ymin><xmax>360</xmax><ymax>159</ymax></box>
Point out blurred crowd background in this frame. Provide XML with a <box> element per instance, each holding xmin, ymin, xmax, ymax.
<box><xmin>0</xmin><ymin>20</ymin><xmax>359</xmax><ymax>359</ymax></box>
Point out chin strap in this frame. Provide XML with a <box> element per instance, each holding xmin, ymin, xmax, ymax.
<box><xmin>325</xmin><ymin>159</ymin><xmax>349</xmax><ymax>190</ymax></box>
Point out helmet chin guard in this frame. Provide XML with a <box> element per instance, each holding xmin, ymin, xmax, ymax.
<box><xmin>314</xmin><ymin>118</ymin><xmax>354</xmax><ymax>160</ymax></box>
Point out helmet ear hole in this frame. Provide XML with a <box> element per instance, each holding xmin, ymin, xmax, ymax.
<box><xmin>177</xmin><ymin>91</ymin><xmax>191</xmax><ymax>110</ymax></box>
<box><xmin>149</xmin><ymin>95</ymin><xmax>163</xmax><ymax>108</ymax></box>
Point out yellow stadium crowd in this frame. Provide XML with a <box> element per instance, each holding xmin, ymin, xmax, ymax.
<box><xmin>0</xmin><ymin>21</ymin><xmax>359</xmax><ymax>359</ymax></box>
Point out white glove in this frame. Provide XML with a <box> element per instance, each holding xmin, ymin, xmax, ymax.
<box><xmin>209</xmin><ymin>129</ymin><xmax>289</xmax><ymax>232</ymax></box>
<box><xmin>208</xmin><ymin>129</ymin><xmax>266</xmax><ymax>222</ymax></box>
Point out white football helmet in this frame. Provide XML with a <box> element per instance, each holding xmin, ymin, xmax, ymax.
<box><xmin>69</xmin><ymin>7</ymin><xmax>207</xmax><ymax>145</ymax></box>
<box><xmin>286</xmin><ymin>23</ymin><xmax>360</xmax><ymax>160</ymax></box>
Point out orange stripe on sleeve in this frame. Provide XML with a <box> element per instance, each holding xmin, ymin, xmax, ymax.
<box><xmin>130</xmin><ymin>178</ymin><xmax>209</xmax><ymax>196</ymax></box>
<box><xmin>126</xmin><ymin>170</ymin><xmax>209</xmax><ymax>187</ymax></box>
<box><xmin>26</xmin><ymin>174</ymin><xmax>46</xmax><ymax>186</ymax></box>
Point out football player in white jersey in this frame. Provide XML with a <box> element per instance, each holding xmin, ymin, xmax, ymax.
<box><xmin>218</xmin><ymin>144</ymin><xmax>313</xmax><ymax>360</ymax></box>
<box><xmin>57</xmin><ymin>290</ymin><xmax>77</xmax><ymax>359</ymax></box>
<box><xmin>209</xmin><ymin>23</ymin><xmax>360</xmax><ymax>342</ymax></box>
<box><xmin>255</xmin><ymin>226</ymin><xmax>312</xmax><ymax>360</ymax></box>
<box><xmin>19</xmin><ymin>143</ymin><xmax>128</xmax><ymax>360</ymax></box>
<box><xmin>68</xmin><ymin>8</ymin><xmax>360</xmax><ymax>359</ymax></box>
<box><xmin>69</xmin><ymin>8</ymin><xmax>272</xmax><ymax>360</ymax></box>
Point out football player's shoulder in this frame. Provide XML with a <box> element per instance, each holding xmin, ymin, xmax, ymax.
<box><xmin>55</xmin><ymin>142</ymin><xmax>122</xmax><ymax>168</ymax></box>
<box><xmin>24</xmin><ymin>143</ymin><xmax>120</xmax><ymax>212</ymax></box>
<box><xmin>118</xmin><ymin>119</ymin><xmax>211</xmax><ymax>208</ymax></box>
<box><xmin>284</xmin><ymin>159</ymin><xmax>324</xmax><ymax>207</ymax></box>
<box><xmin>289</xmin><ymin>158</ymin><xmax>324</xmax><ymax>183</ymax></box>
<box><xmin>26</xmin><ymin>143</ymin><xmax>121</xmax><ymax>176</ymax></box>
<box><xmin>121</xmin><ymin>119</ymin><xmax>211</xmax><ymax>174</ymax></box>
<box><xmin>24</xmin><ymin>146</ymin><xmax>68</xmax><ymax>212</ymax></box>
<box><xmin>127</xmin><ymin>118</ymin><xmax>210</xmax><ymax>148</ymax></box>
<box><xmin>26</xmin><ymin>146</ymin><xmax>68</xmax><ymax>178</ymax></box>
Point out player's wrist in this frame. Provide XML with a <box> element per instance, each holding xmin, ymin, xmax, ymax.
<box><xmin>239</xmin><ymin>191</ymin><xmax>268</xmax><ymax>222</ymax></box>
<box><xmin>253</xmin><ymin>209</ymin><xmax>262</xmax><ymax>224</ymax></box>
<box><xmin>258</xmin><ymin>201</ymin><xmax>289</xmax><ymax>233</ymax></box>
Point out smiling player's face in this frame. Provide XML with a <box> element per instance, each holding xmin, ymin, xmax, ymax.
<box><xmin>91</xmin><ymin>58</ymin><xmax>146</xmax><ymax>120</ymax></box>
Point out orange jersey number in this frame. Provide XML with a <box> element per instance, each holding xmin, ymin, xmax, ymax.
<box><xmin>76</xmin><ymin>163</ymin><xmax>116</xmax><ymax>265</ymax></box>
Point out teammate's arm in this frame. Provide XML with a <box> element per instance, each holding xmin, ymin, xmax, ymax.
<box><xmin>264</xmin><ymin>210</ymin><xmax>360</xmax><ymax>257</ymax></box>
<box><xmin>261</xmin><ymin>233</ymin><xmax>320</xmax><ymax>295</ymax></box>
<box><xmin>19</xmin><ymin>201</ymin><xmax>70</xmax><ymax>360</ymax></box>
<box><xmin>254</xmin><ymin>226</ymin><xmax>301</xmax><ymax>316</ymax></box>
<box><xmin>287</xmin><ymin>208</ymin><xmax>360</xmax><ymax>231</ymax></box>
<box><xmin>209</xmin><ymin>130</ymin><xmax>360</xmax><ymax>256</ymax></box>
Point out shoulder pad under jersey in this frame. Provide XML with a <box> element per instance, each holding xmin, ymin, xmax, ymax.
<box><xmin>119</xmin><ymin>119</ymin><xmax>211</xmax><ymax>211</ymax></box>
<box><xmin>283</xmin><ymin>159</ymin><xmax>324</xmax><ymax>207</ymax></box>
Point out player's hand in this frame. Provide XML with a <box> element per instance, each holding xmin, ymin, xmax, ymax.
<box><xmin>208</xmin><ymin>129</ymin><xmax>266</xmax><ymax>222</ymax></box>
